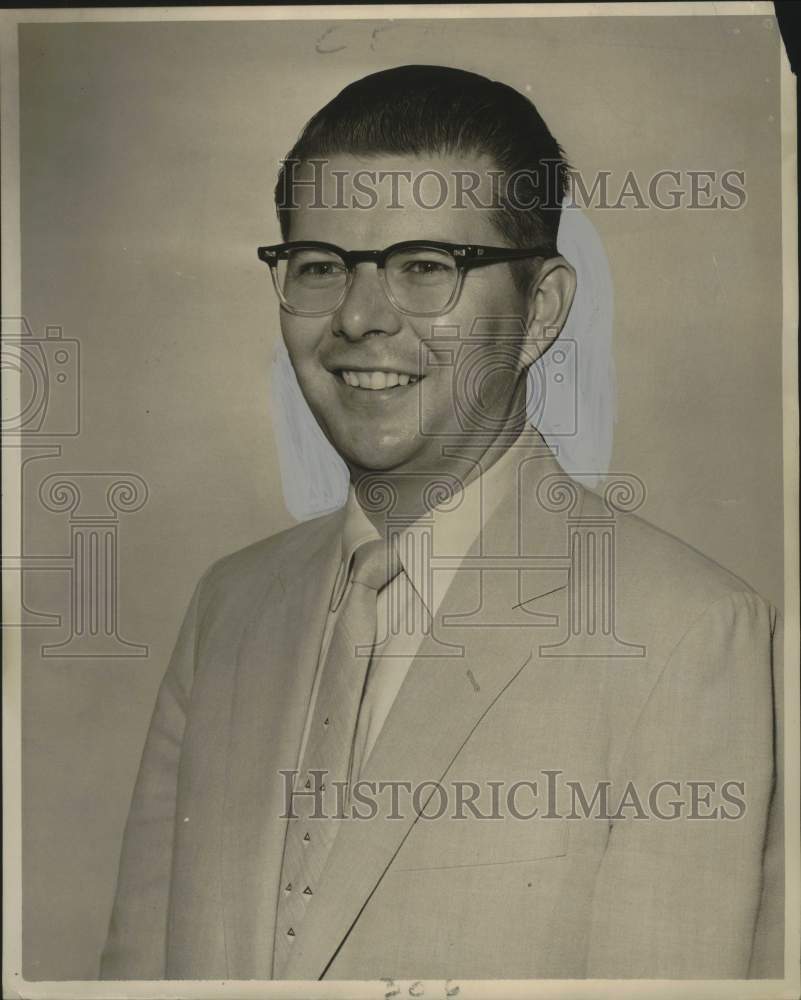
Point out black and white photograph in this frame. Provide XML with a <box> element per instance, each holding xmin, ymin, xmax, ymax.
<box><xmin>2</xmin><ymin>4</ymin><xmax>798</xmax><ymax>998</ymax></box>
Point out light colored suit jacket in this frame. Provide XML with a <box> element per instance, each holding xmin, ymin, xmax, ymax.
<box><xmin>100</xmin><ymin>446</ymin><xmax>783</xmax><ymax>980</ymax></box>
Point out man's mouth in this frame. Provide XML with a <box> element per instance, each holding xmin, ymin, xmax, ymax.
<box><xmin>338</xmin><ymin>369</ymin><xmax>420</xmax><ymax>390</ymax></box>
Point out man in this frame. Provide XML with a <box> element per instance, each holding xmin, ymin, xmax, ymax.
<box><xmin>100</xmin><ymin>65</ymin><xmax>782</xmax><ymax>981</ymax></box>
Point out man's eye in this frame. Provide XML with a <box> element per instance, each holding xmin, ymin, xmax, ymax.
<box><xmin>295</xmin><ymin>261</ymin><xmax>344</xmax><ymax>277</ymax></box>
<box><xmin>403</xmin><ymin>259</ymin><xmax>451</xmax><ymax>274</ymax></box>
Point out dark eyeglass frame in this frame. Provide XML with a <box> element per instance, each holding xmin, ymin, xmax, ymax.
<box><xmin>256</xmin><ymin>239</ymin><xmax>553</xmax><ymax>317</ymax></box>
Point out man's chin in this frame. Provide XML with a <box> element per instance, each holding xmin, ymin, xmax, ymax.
<box><xmin>346</xmin><ymin>452</ymin><xmax>416</xmax><ymax>476</ymax></box>
<box><xmin>338</xmin><ymin>441</ymin><xmax>425</xmax><ymax>478</ymax></box>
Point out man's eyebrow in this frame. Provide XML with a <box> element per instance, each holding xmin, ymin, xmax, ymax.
<box><xmin>290</xmin><ymin>236</ymin><xmax>478</xmax><ymax>252</ymax></box>
<box><xmin>300</xmin><ymin>237</ymin><xmax>467</xmax><ymax>250</ymax></box>
<box><xmin>390</xmin><ymin>236</ymin><xmax>466</xmax><ymax>247</ymax></box>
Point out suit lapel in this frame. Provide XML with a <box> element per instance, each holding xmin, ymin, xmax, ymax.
<box><xmin>283</xmin><ymin>442</ymin><xmax>584</xmax><ymax>979</ymax></box>
<box><xmin>221</xmin><ymin>514</ymin><xmax>344</xmax><ymax>978</ymax></box>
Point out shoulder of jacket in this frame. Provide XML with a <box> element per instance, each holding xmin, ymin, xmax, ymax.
<box><xmin>579</xmin><ymin>486</ymin><xmax>771</xmax><ymax>615</ymax></box>
<box><xmin>196</xmin><ymin>507</ymin><xmax>345</xmax><ymax>604</ymax></box>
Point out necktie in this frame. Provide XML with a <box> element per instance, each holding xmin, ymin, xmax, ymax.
<box><xmin>273</xmin><ymin>537</ymin><xmax>400</xmax><ymax>976</ymax></box>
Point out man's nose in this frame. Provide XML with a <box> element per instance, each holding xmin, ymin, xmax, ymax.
<box><xmin>332</xmin><ymin>263</ymin><xmax>403</xmax><ymax>341</ymax></box>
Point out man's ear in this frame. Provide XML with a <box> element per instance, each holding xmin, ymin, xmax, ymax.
<box><xmin>523</xmin><ymin>256</ymin><xmax>577</xmax><ymax>363</ymax></box>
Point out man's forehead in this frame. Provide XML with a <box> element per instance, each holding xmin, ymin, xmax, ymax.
<box><xmin>285</xmin><ymin>152</ymin><xmax>505</xmax><ymax>246</ymax></box>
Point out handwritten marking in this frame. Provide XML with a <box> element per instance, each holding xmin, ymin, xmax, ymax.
<box><xmin>315</xmin><ymin>26</ymin><xmax>347</xmax><ymax>54</ymax></box>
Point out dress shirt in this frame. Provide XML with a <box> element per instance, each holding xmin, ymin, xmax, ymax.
<box><xmin>294</xmin><ymin>440</ymin><xmax>524</xmax><ymax>782</ymax></box>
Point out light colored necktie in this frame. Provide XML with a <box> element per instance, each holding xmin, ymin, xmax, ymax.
<box><xmin>273</xmin><ymin>537</ymin><xmax>400</xmax><ymax>976</ymax></box>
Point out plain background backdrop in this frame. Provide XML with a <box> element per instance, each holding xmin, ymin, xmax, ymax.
<box><xmin>15</xmin><ymin>14</ymin><xmax>784</xmax><ymax>979</ymax></box>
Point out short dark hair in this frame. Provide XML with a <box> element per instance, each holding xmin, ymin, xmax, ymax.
<box><xmin>274</xmin><ymin>64</ymin><xmax>569</xmax><ymax>255</ymax></box>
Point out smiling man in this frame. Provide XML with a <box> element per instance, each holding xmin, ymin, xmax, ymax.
<box><xmin>101</xmin><ymin>66</ymin><xmax>782</xmax><ymax>982</ymax></box>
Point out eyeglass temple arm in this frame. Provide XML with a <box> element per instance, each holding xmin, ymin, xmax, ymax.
<box><xmin>458</xmin><ymin>245</ymin><xmax>553</xmax><ymax>272</ymax></box>
<box><xmin>460</xmin><ymin>245</ymin><xmax>552</xmax><ymax>260</ymax></box>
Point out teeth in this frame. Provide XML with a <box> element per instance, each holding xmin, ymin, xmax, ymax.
<box><xmin>340</xmin><ymin>370</ymin><xmax>418</xmax><ymax>390</ymax></box>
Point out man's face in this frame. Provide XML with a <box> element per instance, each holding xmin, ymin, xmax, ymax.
<box><xmin>279</xmin><ymin>153</ymin><xmax>535</xmax><ymax>476</ymax></box>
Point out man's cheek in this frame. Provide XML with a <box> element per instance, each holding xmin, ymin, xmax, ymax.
<box><xmin>297</xmin><ymin>360</ymin><xmax>332</xmax><ymax>395</ymax></box>
<box><xmin>421</xmin><ymin>375</ymin><xmax>460</xmax><ymax>434</ymax></box>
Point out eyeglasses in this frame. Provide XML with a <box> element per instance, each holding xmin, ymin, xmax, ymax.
<box><xmin>256</xmin><ymin>240</ymin><xmax>552</xmax><ymax>318</ymax></box>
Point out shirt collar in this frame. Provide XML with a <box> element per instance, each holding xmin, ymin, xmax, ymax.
<box><xmin>329</xmin><ymin>493</ymin><xmax>381</xmax><ymax>611</ymax></box>
<box><xmin>330</xmin><ymin>440</ymin><xmax>522</xmax><ymax>614</ymax></box>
